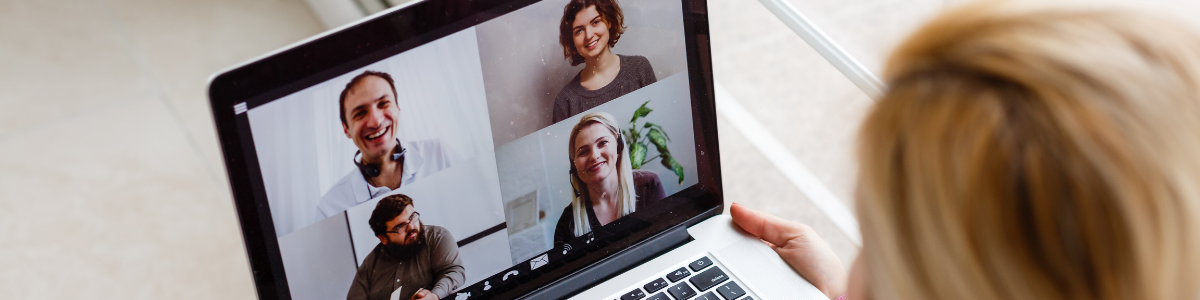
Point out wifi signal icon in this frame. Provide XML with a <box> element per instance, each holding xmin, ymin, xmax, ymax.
<box><xmin>562</xmin><ymin>244</ymin><xmax>573</xmax><ymax>254</ymax></box>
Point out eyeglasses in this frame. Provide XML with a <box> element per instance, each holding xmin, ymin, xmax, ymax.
<box><xmin>386</xmin><ymin>212</ymin><xmax>420</xmax><ymax>236</ymax></box>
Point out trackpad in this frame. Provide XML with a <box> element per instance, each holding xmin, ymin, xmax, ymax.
<box><xmin>713</xmin><ymin>236</ymin><xmax>827</xmax><ymax>300</ymax></box>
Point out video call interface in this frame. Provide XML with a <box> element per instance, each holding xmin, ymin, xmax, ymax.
<box><xmin>239</xmin><ymin>0</ymin><xmax>698</xmax><ymax>299</ymax></box>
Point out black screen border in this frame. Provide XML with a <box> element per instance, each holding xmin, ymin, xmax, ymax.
<box><xmin>206</xmin><ymin>0</ymin><xmax>720</xmax><ymax>298</ymax></box>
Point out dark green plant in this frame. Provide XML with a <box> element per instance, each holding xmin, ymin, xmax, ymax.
<box><xmin>624</xmin><ymin>100</ymin><xmax>685</xmax><ymax>184</ymax></box>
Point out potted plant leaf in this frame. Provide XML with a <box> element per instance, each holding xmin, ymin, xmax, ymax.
<box><xmin>623</xmin><ymin>100</ymin><xmax>685</xmax><ymax>184</ymax></box>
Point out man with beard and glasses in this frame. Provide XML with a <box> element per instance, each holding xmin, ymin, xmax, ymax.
<box><xmin>349</xmin><ymin>194</ymin><xmax>464</xmax><ymax>300</ymax></box>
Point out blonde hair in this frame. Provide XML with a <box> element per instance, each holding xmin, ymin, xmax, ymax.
<box><xmin>856</xmin><ymin>1</ymin><xmax>1200</xmax><ymax>300</ymax></box>
<box><xmin>567</xmin><ymin>112</ymin><xmax>637</xmax><ymax>237</ymax></box>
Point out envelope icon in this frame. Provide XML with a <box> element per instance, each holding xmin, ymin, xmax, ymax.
<box><xmin>530</xmin><ymin>254</ymin><xmax>549</xmax><ymax>270</ymax></box>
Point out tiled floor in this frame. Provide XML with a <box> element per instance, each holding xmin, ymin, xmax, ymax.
<box><xmin>0</xmin><ymin>0</ymin><xmax>322</xmax><ymax>298</ymax></box>
<box><xmin>7</xmin><ymin>0</ymin><xmax>1196</xmax><ymax>298</ymax></box>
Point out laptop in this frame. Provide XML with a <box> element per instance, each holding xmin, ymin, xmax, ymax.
<box><xmin>207</xmin><ymin>0</ymin><xmax>826</xmax><ymax>299</ymax></box>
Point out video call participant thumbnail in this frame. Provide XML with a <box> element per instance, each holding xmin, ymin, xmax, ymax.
<box><xmin>552</xmin><ymin>0</ymin><xmax>657</xmax><ymax>123</ymax></box>
<box><xmin>554</xmin><ymin>112</ymin><xmax>665</xmax><ymax>244</ymax></box>
<box><xmin>349</xmin><ymin>194</ymin><xmax>464</xmax><ymax>300</ymax></box>
<box><xmin>318</xmin><ymin>71</ymin><xmax>456</xmax><ymax>219</ymax></box>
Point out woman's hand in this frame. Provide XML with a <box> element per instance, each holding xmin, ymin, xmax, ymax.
<box><xmin>730</xmin><ymin>203</ymin><xmax>847</xmax><ymax>299</ymax></box>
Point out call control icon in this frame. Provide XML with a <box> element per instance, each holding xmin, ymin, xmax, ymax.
<box><xmin>530</xmin><ymin>254</ymin><xmax>549</xmax><ymax>270</ymax></box>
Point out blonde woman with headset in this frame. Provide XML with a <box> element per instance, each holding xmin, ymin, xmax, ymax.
<box><xmin>554</xmin><ymin>112</ymin><xmax>666</xmax><ymax>244</ymax></box>
<box><xmin>732</xmin><ymin>1</ymin><xmax>1200</xmax><ymax>300</ymax></box>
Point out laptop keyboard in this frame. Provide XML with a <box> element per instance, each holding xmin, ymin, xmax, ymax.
<box><xmin>615</xmin><ymin>255</ymin><xmax>752</xmax><ymax>300</ymax></box>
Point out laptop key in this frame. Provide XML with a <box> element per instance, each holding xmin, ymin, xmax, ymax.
<box><xmin>689</xmin><ymin>267</ymin><xmax>729</xmax><ymax>291</ymax></box>
<box><xmin>620</xmin><ymin>288</ymin><xmax>646</xmax><ymax>300</ymax></box>
<box><xmin>689</xmin><ymin>256</ymin><xmax>714</xmax><ymax>271</ymax></box>
<box><xmin>694</xmin><ymin>292</ymin><xmax>720</xmax><ymax>300</ymax></box>
<box><xmin>645</xmin><ymin>292</ymin><xmax>670</xmax><ymax>300</ymax></box>
<box><xmin>667</xmin><ymin>282</ymin><xmax>697</xmax><ymax>300</ymax></box>
<box><xmin>665</xmin><ymin>267</ymin><xmax>690</xmax><ymax>282</ymax></box>
<box><xmin>717</xmin><ymin>282</ymin><xmax>746</xmax><ymax>300</ymax></box>
<box><xmin>644</xmin><ymin>278</ymin><xmax>669</xmax><ymax>293</ymax></box>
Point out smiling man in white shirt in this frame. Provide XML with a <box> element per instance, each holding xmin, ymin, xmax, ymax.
<box><xmin>317</xmin><ymin>70</ymin><xmax>456</xmax><ymax>220</ymax></box>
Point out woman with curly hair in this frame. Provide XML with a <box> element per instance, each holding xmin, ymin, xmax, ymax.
<box><xmin>551</xmin><ymin>0</ymin><xmax>657</xmax><ymax>123</ymax></box>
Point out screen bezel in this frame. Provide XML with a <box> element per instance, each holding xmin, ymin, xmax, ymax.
<box><xmin>206</xmin><ymin>0</ymin><xmax>721</xmax><ymax>298</ymax></box>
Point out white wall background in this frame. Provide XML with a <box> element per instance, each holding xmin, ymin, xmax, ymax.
<box><xmin>248</xmin><ymin>28</ymin><xmax>493</xmax><ymax>237</ymax></box>
<box><xmin>498</xmin><ymin>72</ymin><xmax>699</xmax><ymax>263</ymax></box>
<box><xmin>277</xmin><ymin>213</ymin><xmax>358</xmax><ymax>300</ymax></box>
<box><xmin>476</xmin><ymin>0</ymin><xmax>689</xmax><ymax>147</ymax></box>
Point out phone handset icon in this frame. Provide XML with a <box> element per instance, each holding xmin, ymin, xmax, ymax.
<box><xmin>502</xmin><ymin>270</ymin><xmax>519</xmax><ymax>281</ymax></box>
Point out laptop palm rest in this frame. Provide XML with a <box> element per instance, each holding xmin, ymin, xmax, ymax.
<box><xmin>572</xmin><ymin>214</ymin><xmax>828</xmax><ymax>299</ymax></box>
<box><xmin>691</xmin><ymin>214</ymin><xmax>826</xmax><ymax>299</ymax></box>
<box><xmin>712</xmin><ymin>231</ymin><xmax>826</xmax><ymax>299</ymax></box>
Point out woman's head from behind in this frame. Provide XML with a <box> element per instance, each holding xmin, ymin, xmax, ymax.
<box><xmin>855</xmin><ymin>1</ymin><xmax>1200</xmax><ymax>299</ymax></box>
<box><xmin>567</xmin><ymin>112</ymin><xmax>637</xmax><ymax>236</ymax></box>
<box><xmin>560</xmin><ymin>0</ymin><xmax>626</xmax><ymax>66</ymax></box>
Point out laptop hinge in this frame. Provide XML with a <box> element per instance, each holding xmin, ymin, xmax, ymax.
<box><xmin>520</xmin><ymin>206</ymin><xmax>721</xmax><ymax>299</ymax></box>
<box><xmin>520</xmin><ymin>225</ymin><xmax>691</xmax><ymax>299</ymax></box>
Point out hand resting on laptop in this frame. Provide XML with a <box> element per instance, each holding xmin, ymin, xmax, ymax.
<box><xmin>729</xmin><ymin>203</ymin><xmax>846</xmax><ymax>300</ymax></box>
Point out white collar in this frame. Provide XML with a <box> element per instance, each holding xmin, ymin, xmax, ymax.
<box><xmin>352</xmin><ymin>140</ymin><xmax>426</xmax><ymax>203</ymax></box>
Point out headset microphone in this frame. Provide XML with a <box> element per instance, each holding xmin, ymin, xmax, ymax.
<box><xmin>354</xmin><ymin>139</ymin><xmax>407</xmax><ymax>178</ymax></box>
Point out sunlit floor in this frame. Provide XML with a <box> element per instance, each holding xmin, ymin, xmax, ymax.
<box><xmin>1</xmin><ymin>0</ymin><xmax>322</xmax><ymax>298</ymax></box>
<box><xmin>3</xmin><ymin>0</ymin><xmax>1197</xmax><ymax>298</ymax></box>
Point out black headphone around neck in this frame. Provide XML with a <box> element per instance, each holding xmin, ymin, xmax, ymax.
<box><xmin>569</xmin><ymin>133</ymin><xmax>624</xmax><ymax>197</ymax></box>
<box><xmin>354</xmin><ymin>139</ymin><xmax>407</xmax><ymax>178</ymax></box>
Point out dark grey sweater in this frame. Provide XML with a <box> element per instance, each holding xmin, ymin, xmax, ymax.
<box><xmin>552</xmin><ymin>55</ymin><xmax>657</xmax><ymax>123</ymax></box>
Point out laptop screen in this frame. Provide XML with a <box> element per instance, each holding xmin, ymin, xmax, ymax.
<box><xmin>209</xmin><ymin>0</ymin><xmax>719</xmax><ymax>299</ymax></box>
